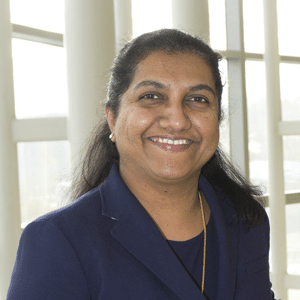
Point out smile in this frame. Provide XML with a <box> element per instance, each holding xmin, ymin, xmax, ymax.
<box><xmin>148</xmin><ymin>137</ymin><xmax>193</xmax><ymax>145</ymax></box>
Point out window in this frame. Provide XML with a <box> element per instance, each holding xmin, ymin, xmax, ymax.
<box><xmin>18</xmin><ymin>141</ymin><xmax>70</xmax><ymax>227</ymax></box>
<box><xmin>8</xmin><ymin>0</ymin><xmax>300</xmax><ymax>297</ymax></box>
<box><xmin>10</xmin><ymin>0</ymin><xmax>69</xmax><ymax>227</ymax></box>
<box><xmin>10</xmin><ymin>0</ymin><xmax>64</xmax><ymax>33</ymax></box>
<box><xmin>12</xmin><ymin>39</ymin><xmax>67</xmax><ymax>119</ymax></box>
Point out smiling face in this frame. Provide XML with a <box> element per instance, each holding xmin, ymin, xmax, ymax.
<box><xmin>106</xmin><ymin>51</ymin><xmax>219</xmax><ymax>185</ymax></box>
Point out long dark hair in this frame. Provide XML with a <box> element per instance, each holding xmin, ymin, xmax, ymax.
<box><xmin>70</xmin><ymin>29</ymin><xmax>265</xmax><ymax>227</ymax></box>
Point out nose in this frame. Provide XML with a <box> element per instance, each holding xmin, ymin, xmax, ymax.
<box><xmin>158</xmin><ymin>101</ymin><xmax>192</xmax><ymax>132</ymax></box>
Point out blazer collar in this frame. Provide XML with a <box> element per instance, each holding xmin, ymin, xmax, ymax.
<box><xmin>99</xmin><ymin>165</ymin><xmax>239</xmax><ymax>299</ymax></box>
<box><xmin>199</xmin><ymin>176</ymin><xmax>239</xmax><ymax>299</ymax></box>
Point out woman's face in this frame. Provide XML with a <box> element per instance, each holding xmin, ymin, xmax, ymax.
<box><xmin>106</xmin><ymin>51</ymin><xmax>219</xmax><ymax>184</ymax></box>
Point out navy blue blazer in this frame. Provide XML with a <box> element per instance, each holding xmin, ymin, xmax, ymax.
<box><xmin>7</xmin><ymin>165</ymin><xmax>275</xmax><ymax>299</ymax></box>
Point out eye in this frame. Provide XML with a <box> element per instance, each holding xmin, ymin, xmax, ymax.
<box><xmin>188</xmin><ymin>96</ymin><xmax>209</xmax><ymax>103</ymax></box>
<box><xmin>138</xmin><ymin>93</ymin><xmax>164</xmax><ymax>106</ymax></box>
<box><xmin>139</xmin><ymin>93</ymin><xmax>160</xmax><ymax>100</ymax></box>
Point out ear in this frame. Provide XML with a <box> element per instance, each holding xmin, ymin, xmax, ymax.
<box><xmin>105</xmin><ymin>105</ymin><xmax>116</xmax><ymax>133</ymax></box>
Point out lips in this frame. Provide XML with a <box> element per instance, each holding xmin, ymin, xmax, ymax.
<box><xmin>148</xmin><ymin>137</ymin><xmax>193</xmax><ymax>145</ymax></box>
<box><xmin>148</xmin><ymin>137</ymin><xmax>194</xmax><ymax>152</ymax></box>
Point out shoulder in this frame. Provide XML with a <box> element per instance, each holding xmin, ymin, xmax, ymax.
<box><xmin>24</xmin><ymin>187</ymin><xmax>103</xmax><ymax>235</ymax></box>
<box><xmin>239</xmin><ymin>211</ymin><xmax>270</xmax><ymax>255</ymax></box>
<box><xmin>7</xmin><ymin>190</ymin><xmax>103</xmax><ymax>300</ymax></box>
<box><xmin>234</xmin><ymin>211</ymin><xmax>274</xmax><ymax>299</ymax></box>
<box><xmin>18</xmin><ymin>185</ymin><xmax>107</xmax><ymax>260</ymax></box>
<box><xmin>211</xmin><ymin>180</ymin><xmax>270</xmax><ymax>258</ymax></box>
<box><xmin>19</xmin><ymin>185</ymin><xmax>119</xmax><ymax>259</ymax></box>
<box><xmin>8</xmin><ymin>187</ymin><xmax>118</xmax><ymax>299</ymax></box>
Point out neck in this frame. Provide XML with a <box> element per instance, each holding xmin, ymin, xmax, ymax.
<box><xmin>119</xmin><ymin>164</ymin><xmax>210</xmax><ymax>241</ymax></box>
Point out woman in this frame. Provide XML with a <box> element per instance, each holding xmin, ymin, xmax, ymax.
<box><xmin>7</xmin><ymin>29</ymin><xmax>275</xmax><ymax>300</ymax></box>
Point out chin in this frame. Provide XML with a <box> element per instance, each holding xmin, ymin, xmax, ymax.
<box><xmin>150</xmin><ymin>165</ymin><xmax>198</xmax><ymax>182</ymax></box>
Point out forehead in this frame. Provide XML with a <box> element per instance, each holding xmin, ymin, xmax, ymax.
<box><xmin>129</xmin><ymin>51</ymin><xmax>215</xmax><ymax>90</ymax></box>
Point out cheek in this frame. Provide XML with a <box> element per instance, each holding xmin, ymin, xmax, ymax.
<box><xmin>193</xmin><ymin>113</ymin><xmax>219</xmax><ymax>135</ymax></box>
<box><xmin>116</xmin><ymin>109</ymin><xmax>154</xmax><ymax>142</ymax></box>
<box><xmin>210</xmin><ymin>122</ymin><xmax>220</xmax><ymax>151</ymax></box>
<box><xmin>208</xmin><ymin>120</ymin><xmax>219</xmax><ymax>142</ymax></box>
<box><xmin>193</xmin><ymin>115</ymin><xmax>219</xmax><ymax>151</ymax></box>
<box><xmin>205</xmin><ymin>125</ymin><xmax>219</xmax><ymax>148</ymax></box>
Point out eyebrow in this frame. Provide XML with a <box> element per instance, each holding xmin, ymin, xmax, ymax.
<box><xmin>188</xmin><ymin>84</ymin><xmax>216</xmax><ymax>96</ymax></box>
<box><xmin>133</xmin><ymin>80</ymin><xmax>216</xmax><ymax>96</ymax></box>
<box><xmin>133</xmin><ymin>80</ymin><xmax>166</xmax><ymax>90</ymax></box>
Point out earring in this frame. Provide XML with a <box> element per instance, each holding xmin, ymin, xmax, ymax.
<box><xmin>109</xmin><ymin>133</ymin><xmax>115</xmax><ymax>142</ymax></box>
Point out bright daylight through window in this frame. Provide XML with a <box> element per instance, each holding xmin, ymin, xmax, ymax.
<box><xmin>7</xmin><ymin>0</ymin><xmax>300</xmax><ymax>298</ymax></box>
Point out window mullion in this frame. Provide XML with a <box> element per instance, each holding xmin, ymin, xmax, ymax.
<box><xmin>225</xmin><ymin>0</ymin><xmax>249</xmax><ymax>179</ymax></box>
<box><xmin>263</xmin><ymin>0</ymin><xmax>288</xmax><ymax>298</ymax></box>
<box><xmin>12</xmin><ymin>24</ymin><xmax>63</xmax><ymax>47</ymax></box>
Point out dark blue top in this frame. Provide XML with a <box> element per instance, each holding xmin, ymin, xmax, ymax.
<box><xmin>168</xmin><ymin>215</ymin><xmax>218</xmax><ymax>300</ymax></box>
<box><xmin>7</xmin><ymin>164</ymin><xmax>275</xmax><ymax>300</ymax></box>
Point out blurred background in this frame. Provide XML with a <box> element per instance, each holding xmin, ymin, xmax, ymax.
<box><xmin>0</xmin><ymin>0</ymin><xmax>299</xmax><ymax>299</ymax></box>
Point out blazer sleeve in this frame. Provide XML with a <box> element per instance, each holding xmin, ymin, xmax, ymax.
<box><xmin>235</xmin><ymin>213</ymin><xmax>276</xmax><ymax>300</ymax></box>
<box><xmin>6</xmin><ymin>219</ymin><xmax>91</xmax><ymax>300</ymax></box>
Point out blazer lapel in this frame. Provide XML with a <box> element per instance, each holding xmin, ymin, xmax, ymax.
<box><xmin>100</xmin><ymin>165</ymin><xmax>207</xmax><ymax>300</ymax></box>
<box><xmin>199</xmin><ymin>176</ymin><xmax>239</xmax><ymax>300</ymax></box>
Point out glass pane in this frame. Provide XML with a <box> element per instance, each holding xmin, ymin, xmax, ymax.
<box><xmin>132</xmin><ymin>0</ymin><xmax>172</xmax><ymax>38</ymax></box>
<box><xmin>12</xmin><ymin>39</ymin><xmax>68</xmax><ymax>119</ymax></box>
<box><xmin>10</xmin><ymin>0</ymin><xmax>64</xmax><ymax>33</ymax></box>
<box><xmin>280</xmin><ymin>63</ymin><xmax>300</xmax><ymax>121</ymax></box>
<box><xmin>243</xmin><ymin>0</ymin><xmax>264</xmax><ymax>53</ymax></box>
<box><xmin>286</xmin><ymin>203</ymin><xmax>300</xmax><ymax>275</ymax></box>
<box><xmin>219</xmin><ymin>59</ymin><xmax>230</xmax><ymax>155</ymax></box>
<box><xmin>277</xmin><ymin>0</ymin><xmax>300</xmax><ymax>56</ymax></box>
<box><xmin>18</xmin><ymin>141</ymin><xmax>70</xmax><ymax>227</ymax></box>
<box><xmin>208</xmin><ymin>0</ymin><xmax>227</xmax><ymax>51</ymax></box>
<box><xmin>283</xmin><ymin>137</ymin><xmax>300</xmax><ymax>193</ymax></box>
<box><xmin>289</xmin><ymin>289</ymin><xmax>300</xmax><ymax>300</ymax></box>
<box><xmin>245</xmin><ymin>60</ymin><xmax>269</xmax><ymax>193</ymax></box>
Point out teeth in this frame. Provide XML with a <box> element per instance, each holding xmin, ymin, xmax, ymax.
<box><xmin>149</xmin><ymin>137</ymin><xmax>191</xmax><ymax>145</ymax></box>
